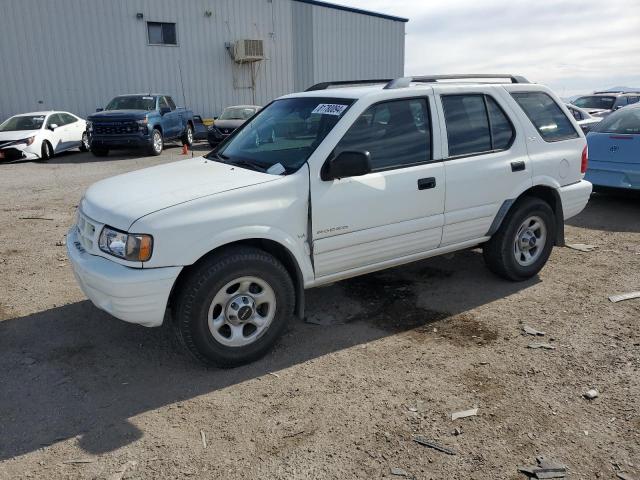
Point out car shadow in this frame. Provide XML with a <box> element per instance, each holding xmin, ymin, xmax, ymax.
<box><xmin>0</xmin><ymin>249</ymin><xmax>537</xmax><ymax>460</ymax></box>
<box><xmin>43</xmin><ymin>142</ymin><xmax>212</xmax><ymax>164</ymax></box>
<box><xmin>567</xmin><ymin>191</ymin><xmax>640</xmax><ymax>233</ymax></box>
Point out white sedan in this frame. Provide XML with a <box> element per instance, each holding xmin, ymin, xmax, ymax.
<box><xmin>0</xmin><ymin>111</ymin><xmax>89</xmax><ymax>162</ymax></box>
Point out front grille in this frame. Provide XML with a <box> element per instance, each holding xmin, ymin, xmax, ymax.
<box><xmin>219</xmin><ymin>127</ymin><xmax>235</xmax><ymax>135</ymax></box>
<box><xmin>76</xmin><ymin>210</ymin><xmax>98</xmax><ymax>252</ymax></box>
<box><xmin>0</xmin><ymin>148</ymin><xmax>25</xmax><ymax>161</ymax></box>
<box><xmin>94</xmin><ymin>121</ymin><xmax>139</xmax><ymax>135</ymax></box>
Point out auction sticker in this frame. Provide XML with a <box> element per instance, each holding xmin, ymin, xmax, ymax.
<box><xmin>312</xmin><ymin>104</ymin><xmax>348</xmax><ymax>116</ymax></box>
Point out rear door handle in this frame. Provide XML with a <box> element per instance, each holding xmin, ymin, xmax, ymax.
<box><xmin>511</xmin><ymin>161</ymin><xmax>526</xmax><ymax>172</ymax></box>
<box><xmin>418</xmin><ymin>177</ymin><xmax>436</xmax><ymax>190</ymax></box>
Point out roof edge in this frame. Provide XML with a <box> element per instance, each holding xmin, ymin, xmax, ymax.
<box><xmin>293</xmin><ymin>0</ymin><xmax>408</xmax><ymax>23</ymax></box>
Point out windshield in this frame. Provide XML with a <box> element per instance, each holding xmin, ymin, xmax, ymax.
<box><xmin>219</xmin><ymin>107</ymin><xmax>257</xmax><ymax>120</ymax></box>
<box><xmin>209</xmin><ymin>97</ymin><xmax>354</xmax><ymax>173</ymax></box>
<box><xmin>592</xmin><ymin>107</ymin><xmax>640</xmax><ymax>134</ymax></box>
<box><xmin>0</xmin><ymin>115</ymin><xmax>45</xmax><ymax>131</ymax></box>
<box><xmin>105</xmin><ymin>96</ymin><xmax>156</xmax><ymax>111</ymax></box>
<box><xmin>573</xmin><ymin>96</ymin><xmax>616</xmax><ymax>110</ymax></box>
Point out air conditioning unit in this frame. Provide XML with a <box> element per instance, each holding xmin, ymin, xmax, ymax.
<box><xmin>233</xmin><ymin>39</ymin><xmax>264</xmax><ymax>63</ymax></box>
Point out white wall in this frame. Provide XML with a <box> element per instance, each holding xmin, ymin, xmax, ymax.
<box><xmin>0</xmin><ymin>0</ymin><xmax>405</xmax><ymax>119</ymax></box>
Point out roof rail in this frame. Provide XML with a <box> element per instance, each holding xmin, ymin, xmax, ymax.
<box><xmin>385</xmin><ymin>74</ymin><xmax>530</xmax><ymax>89</ymax></box>
<box><xmin>305</xmin><ymin>79</ymin><xmax>392</xmax><ymax>91</ymax></box>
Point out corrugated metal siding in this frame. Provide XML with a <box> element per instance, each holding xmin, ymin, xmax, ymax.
<box><xmin>0</xmin><ymin>0</ymin><xmax>404</xmax><ymax>120</ymax></box>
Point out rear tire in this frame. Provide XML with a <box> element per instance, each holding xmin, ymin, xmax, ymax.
<box><xmin>149</xmin><ymin>128</ymin><xmax>163</xmax><ymax>156</ymax></box>
<box><xmin>182</xmin><ymin>124</ymin><xmax>194</xmax><ymax>147</ymax></box>
<box><xmin>91</xmin><ymin>147</ymin><xmax>109</xmax><ymax>157</ymax></box>
<box><xmin>483</xmin><ymin>197</ymin><xmax>555</xmax><ymax>281</ymax></box>
<box><xmin>40</xmin><ymin>141</ymin><xmax>53</xmax><ymax>162</ymax></box>
<box><xmin>173</xmin><ymin>246</ymin><xmax>295</xmax><ymax>367</ymax></box>
<box><xmin>79</xmin><ymin>132</ymin><xmax>90</xmax><ymax>152</ymax></box>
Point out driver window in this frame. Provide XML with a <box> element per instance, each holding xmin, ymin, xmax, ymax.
<box><xmin>159</xmin><ymin>97</ymin><xmax>170</xmax><ymax>110</ymax></box>
<box><xmin>334</xmin><ymin>98</ymin><xmax>432</xmax><ymax>171</ymax></box>
<box><xmin>46</xmin><ymin>114</ymin><xmax>62</xmax><ymax>128</ymax></box>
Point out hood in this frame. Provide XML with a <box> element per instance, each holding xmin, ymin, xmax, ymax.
<box><xmin>214</xmin><ymin>119</ymin><xmax>245</xmax><ymax>129</ymax></box>
<box><xmin>81</xmin><ymin>157</ymin><xmax>278</xmax><ymax>230</ymax></box>
<box><xmin>0</xmin><ymin>130</ymin><xmax>40</xmax><ymax>143</ymax></box>
<box><xmin>88</xmin><ymin>110</ymin><xmax>149</xmax><ymax>121</ymax></box>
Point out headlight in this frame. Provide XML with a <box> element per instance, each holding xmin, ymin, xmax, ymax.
<box><xmin>137</xmin><ymin>118</ymin><xmax>148</xmax><ymax>131</ymax></box>
<box><xmin>98</xmin><ymin>226</ymin><xmax>153</xmax><ymax>262</ymax></box>
<box><xmin>25</xmin><ymin>136</ymin><xmax>35</xmax><ymax>146</ymax></box>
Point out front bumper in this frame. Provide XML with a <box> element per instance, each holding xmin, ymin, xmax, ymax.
<box><xmin>66</xmin><ymin>227</ymin><xmax>181</xmax><ymax>327</ymax></box>
<box><xmin>89</xmin><ymin>133</ymin><xmax>152</xmax><ymax>149</ymax></box>
<box><xmin>559</xmin><ymin>179</ymin><xmax>592</xmax><ymax>220</ymax></box>
<box><xmin>207</xmin><ymin>128</ymin><xmax>232</xmax><ymax>146</ymax></box>
<box><xmin>0</xmin><ymin>145</ymin><xmax>39</xmax><ymax>162</ymax></box>
<box><xmin>585</xmin><ymin>160</ymin><xmax>640</xmax><ymax>190</ymax></box>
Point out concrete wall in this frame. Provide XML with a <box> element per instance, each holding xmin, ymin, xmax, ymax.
<box><xmin>0</xmin><ymin>0</ymin><xmax>405</xmax><ymax>120</ymax></box>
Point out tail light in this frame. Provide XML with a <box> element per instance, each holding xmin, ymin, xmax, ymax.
<box><xmin>581</xmin><ymin>145</ymin><xmax>588</xmax><ymax>174</ymax></box>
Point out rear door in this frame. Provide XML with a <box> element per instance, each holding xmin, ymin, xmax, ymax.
<box><xmin>160</xmin><ymin>96</ymin><xmax>180</xmax><ymax>138</ymax></box>
<box><xmin>311</xmin><ymin>95</ymin><xmax>445</xmax><ymax>279</ymax></box>
<box><xmin>59</xmin><ymin>113</ymin><xmax>84</xmax><ymax>148</ymax></box>
<box><xmin>434</xmin><ymin>86</ymin><xmax>532</xmax><ymax>246</ymax></box>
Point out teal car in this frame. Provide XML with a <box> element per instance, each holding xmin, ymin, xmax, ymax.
<box><xmin>586</xmin><ymin>104</ymin><xmax>640</xmax><ymax>191</ymax></box>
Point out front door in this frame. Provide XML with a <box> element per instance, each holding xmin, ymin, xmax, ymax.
<box><xmin>311</xmin><ymin>96</ymin><xmax>445</xmax><ymax>279</ymax></box>
<box><xmin>160</xmin><ymin>96</ymin><xmax>180</xmax><ymax>138</ymax></box>
<box><xmin>434</xmin><ymin>87</ymin><xmax>532</xmax><ymax>246</ymax></box>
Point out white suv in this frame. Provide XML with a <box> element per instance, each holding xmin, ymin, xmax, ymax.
<box><xmin>67</xmin><ymin>74</ymin><xmax>592</xmax><ymax>366</ymax></box>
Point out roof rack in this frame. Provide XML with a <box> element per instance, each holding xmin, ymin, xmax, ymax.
<box><xmin>306</xmin><ymin>74</ymin><xmax>530</xmax><ymax>92</ymax></box>
<box><xmin>305</xmin><ymin>79</ymin><xmax>393</xmax><ymax>91</ymax></box>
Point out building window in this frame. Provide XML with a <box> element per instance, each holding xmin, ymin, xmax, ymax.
<box><xmin>147</xmin><ymin>22</ymin><xmax>177</xmax><ymax>46</ymax></box>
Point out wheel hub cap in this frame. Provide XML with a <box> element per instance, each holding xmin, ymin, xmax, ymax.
<box><xmin>513</xmin><ymin>216</ymin><xmax>547</xmax><ymax>267</ymax></box>
<box><xmin>207</xmin><ymin>276</ymin><xmax>276</xmax><ymax>347</ymax></box>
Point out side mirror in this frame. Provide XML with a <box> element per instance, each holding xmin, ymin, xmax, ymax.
<box><xmin>213</xmin><ymin>116</ymin><xmax>219</xmax><ymax>120</ymax></box>
<box><xmin>49</xmin><ymin>124</ymin><xmax>59</xmax><ymax>131</ymax></box>
<box><xmin>160</xmin><ymin>106</ymin><xmax>171</xmax><ymax>115</ymax></box>
<box><xmin>96</xmin><ymin>108</ymin><xmax>103</xmax><ymax>112</ymax></box>
<box><xmin>322</xmin><ymin>150</ymin><xmax>372</xmax><ymax>181</ymax></box>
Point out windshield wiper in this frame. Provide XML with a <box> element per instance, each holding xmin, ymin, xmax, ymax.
<box><xmin>206</xmin><ymin>152</ymin><xmax>266</xmax><ymax>173</ymax></box>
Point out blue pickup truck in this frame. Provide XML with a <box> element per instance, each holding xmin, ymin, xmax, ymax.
<box><xmin>87</xmin><ymin>94</ymin><xmax>194</xmax><ymax>157</ymax></box>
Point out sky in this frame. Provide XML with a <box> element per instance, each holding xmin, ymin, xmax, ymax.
<box><xmin>335</xmin><ymin>0</ymin><xmax>640</xmax><ymax>97</ymax></box>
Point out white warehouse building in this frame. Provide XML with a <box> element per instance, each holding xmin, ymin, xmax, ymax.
<box><xmin>0</xmin><ymin>0</ymin><xmax>407</xmax><ymax>120</ymax></box>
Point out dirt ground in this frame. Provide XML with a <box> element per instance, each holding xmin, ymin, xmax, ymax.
<box><xmin>0</xmin><ymin>145</ymin><xmax>638</xmax><ymax>480</ymax></box>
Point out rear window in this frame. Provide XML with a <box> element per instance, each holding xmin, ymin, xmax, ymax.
<box><xmin>442</xmin><ymin>94</ymin><xmax>515</xmax><ymax>157</ymax></box>
<box><xmin>592</xmin><ymin>107</ymin><xmax>640</xmax><ymax>134</ymax></box>
<box><xmin>511</xmin><ymin>92</ymin><xmax>578</xmax><ymax>142</ymax></box>
<box><xmin>573</xmin><ymin>96</ymin><xmax>616</xmax><ymax>110</ymax></box>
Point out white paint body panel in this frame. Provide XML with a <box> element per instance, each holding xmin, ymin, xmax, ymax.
<box><xmin>67</xmin><ymin>82</ymin><xmax>591</xmax><ymax>327</ymax></box>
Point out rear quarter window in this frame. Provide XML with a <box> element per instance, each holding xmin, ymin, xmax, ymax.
<box><xmin>511</xmin><ymin>92</ymin><xmax>579</xmax><ymax>142</ymax></box>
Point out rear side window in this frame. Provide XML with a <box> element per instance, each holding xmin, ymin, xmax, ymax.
<box><xmin>335</xmin><ymin>98</ymin><xmax>431</xmax><ymax>171</ymax></box>
<box><xmin>442</xmin><ymin>94</ymin><xmax>515</xmax><ymax>157</ymax></box>
<box><xmin>512</xmin><ymin>92</ymin><xmax>578</xmax><ymax>142</ymax></box>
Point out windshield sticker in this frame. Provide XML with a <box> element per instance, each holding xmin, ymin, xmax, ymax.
<box><xmin>266</xmin><ymin>163</ymin><xmax>286</xmax><ymax>175</ymax></box>
<box><xmin>143</xmin><ymin>96</ymin><xmax>154</xmax><ymax>100</ymax></box>
<box><xmin>32</xmin><ymin>116</ymin><xmax>44</xmax><ymax>120</ymax></box>
<box><xmin>312</xmin><ymin>104</ymin><xmax>348</xmax><ymax>116</ymax></box>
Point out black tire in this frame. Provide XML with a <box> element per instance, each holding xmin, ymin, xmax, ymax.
<box><xmin>182</xmin><ymin>123</ymin><xmax>194</xmax><ymax>147</ymax></box>
<box><xmin>40</xmin><ymin>141</ymin><xmax>53</xmax><ymax>162</ymax></box>
<box><xmin>79</xmin><ymin>132</ymin><xmax>90</xmax><ymax>152</ymax></box>
<box><xmin>173</xmin><ymin>246</ymin><xmax>295</xmax><ymax>367</ymax></box>
<box><xmin>91</xmin><ymin>147</ymin><xmax>109</xmax><ymax>157</ymax></box>
<box><xmin>483</xmin><ymin>197</ymin><xmax>555</xmax><ymax>281</ymax></box>
<box><xmin>149</xmin><ymin>128</ymin><xmax>163</xmax><ymax>156</ymax></box>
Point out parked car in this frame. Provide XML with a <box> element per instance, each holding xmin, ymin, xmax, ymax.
<box><xmin>565</xmin><ymin>104</ymin><xmax>601</xmax><ymax>133</ymax></box>
<box><xmin>585</xmin><ymin>103</ymin><xmax>640</xmax><ymax>191</ymax></box>
<box><xmin>67</xmin><ymin>74</ymin><xmax>592</xmax><ymax>366</ymax></box>
<box><xmin>208</xmin><ymin>105</ymin><xmax>260</xmax><ymax>148</ymax></box>
<box><xmin>87</xmin><ymin>94</ymin><xmax>194</xmax><ymax>157</ymax></box>
<box><xmin>572</xmin><ymin>92</ymin><xmax>640</xmax><ymax>118</ymax></box>
<box><xmin>0</xmin><ymin>111</ymin><xmax>88</xmax><ymax>162</ymax></box>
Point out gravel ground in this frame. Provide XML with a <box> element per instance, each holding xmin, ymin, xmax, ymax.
<box><xmin>0</xmin><ymin>146</ymin><xmax>638</xmax><ymax>480</ymax></box>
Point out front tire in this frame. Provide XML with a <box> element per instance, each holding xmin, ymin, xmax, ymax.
<box><xmin>40</xmin><ymin>141</ymin><xmax>53</xmax><ymax>162</ymax></box>
<box><xmin>149</xmin><ymin>128</ymin><xmax>163</xmax><ymax>156</ymax></box>
<box><xmin>173</xmin><ymin>247</ymin><xmax>295</xmax><ymax>367</ymax></box>
<box><xmin>483</xmin><ymin>197</ymin><xmax>555</xmax><ymax>281</ymax></box>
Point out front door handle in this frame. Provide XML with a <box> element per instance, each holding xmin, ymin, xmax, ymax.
<box><xmin>418</xmin><ymin>177</ymin><xmax>436</xmax><ymax>190</ymax></box>
<box><xmin>511</xmin><ymin>161</ymin><xmax>526</xmax><ymax>172</ymax></box>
